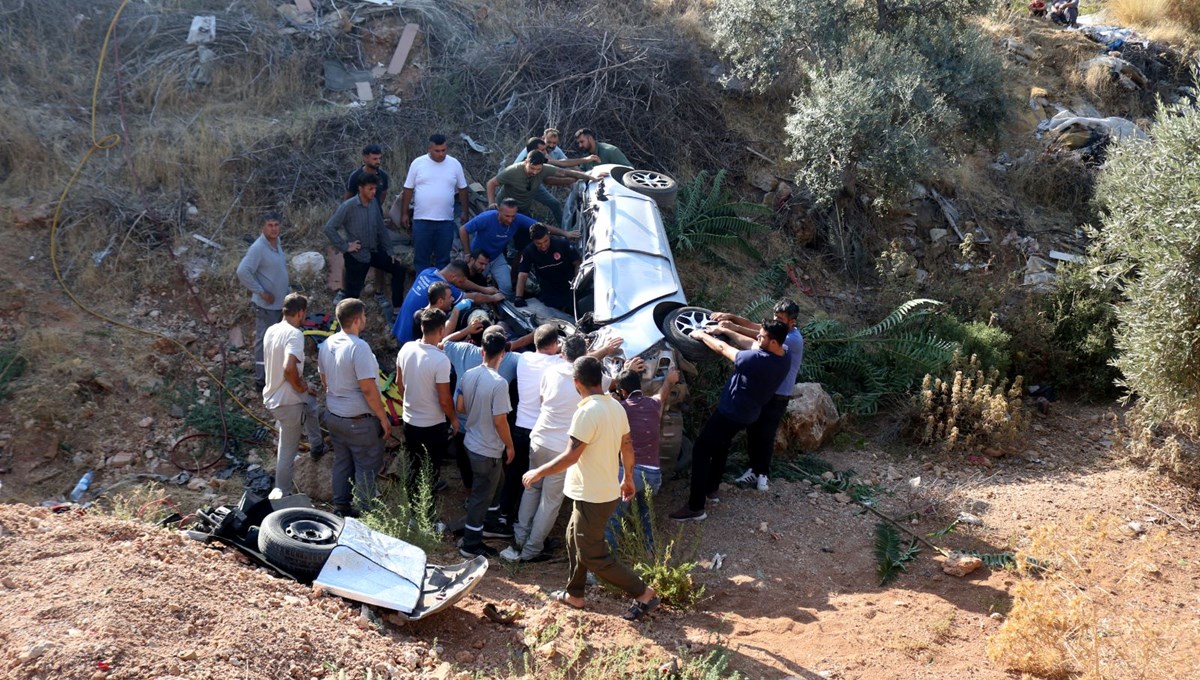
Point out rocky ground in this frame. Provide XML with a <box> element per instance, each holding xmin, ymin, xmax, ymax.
<box><xmin>3</xmin><ymin>404</ymin><xmax>1199</xmax><ymax>679</ymax></box>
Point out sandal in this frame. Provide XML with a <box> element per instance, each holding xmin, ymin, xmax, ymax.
<box><xmin>550</xmin><ymin>590</ymin><xmax>585</xmax><ymax>610</ymax></box>
<box><xmin>622</xmin><ymin>596</ymin><xmax>660</xmax><ymax>621</ymax></box>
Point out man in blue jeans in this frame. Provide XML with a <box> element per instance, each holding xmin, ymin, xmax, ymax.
<box><xmin>605</xmin><ymin>361</ymin><xmax>680</xmax><ymax>553</ymax></box>
<box><xmin>399</xmin><ymin>134</ymin><xmax>469</xmax><ymax>270</ymax></box>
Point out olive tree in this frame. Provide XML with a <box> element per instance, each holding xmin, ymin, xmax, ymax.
<box><xmin>1093</xmin><ymin>102</ymin><xmax>1200</xmax><ymax>425</ymax></box>
<box><xmin>710</xmin><ymin>0</ymin><xmax>1005</xmax><ymax>210</ymax></box>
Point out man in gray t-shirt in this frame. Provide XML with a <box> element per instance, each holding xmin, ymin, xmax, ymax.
<box><xmin>236</xmin><ymin>211</ymin><xmax>289</xmax><ymax>386</ymax></box>
<box><xmin>454</xmin><ymin>331</ymin><xmax>515</xmax><ymax>558</ymax></box>
<box><xmin>317</xmin><ymin>298</ymin><xmax>391</xmax><ymax>517</ymax></box>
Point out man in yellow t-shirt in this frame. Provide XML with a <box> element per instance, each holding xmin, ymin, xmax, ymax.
<box><xmin>522</xmin><ymin>356</ymin><xmax>660</xmax><ymax>621</ymax></box>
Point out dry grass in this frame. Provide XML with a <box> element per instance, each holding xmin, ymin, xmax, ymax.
<box><xmin>988</xmin><ymin>516</ymin><xmax>1198</xmax><ymax>679</ymax></box>
<box><xmin>1107</xmin><ymin>0</ymin><xmax>1200</xmax><ymax>45</ymax></box>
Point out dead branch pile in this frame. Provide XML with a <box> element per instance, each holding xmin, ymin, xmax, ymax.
<box><xmin>453</xmin><ymin>5</ymin><xmax>744</xmax><ymax>176</ymax></box>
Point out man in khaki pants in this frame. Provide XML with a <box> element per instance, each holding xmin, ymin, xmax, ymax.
<box><xmin>522</xmin><ymin>356</ymin><xmax>660</xmax><ymax>621</ymax></box>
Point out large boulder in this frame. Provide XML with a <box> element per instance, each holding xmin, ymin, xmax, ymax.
<box><xmin>775</xmin><ymin>382</ymin><xmax>840</xmax><ymax>453</ymax></box>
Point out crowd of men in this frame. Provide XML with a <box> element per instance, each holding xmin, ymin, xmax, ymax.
<box><xmin>236</xmin><ymin>131</ymin><xmax>805</xmax><ymax>621</ymax></box>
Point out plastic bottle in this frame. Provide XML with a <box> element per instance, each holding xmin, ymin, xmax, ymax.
<box><xmin>68</xmin><ymin>470</ymin><xmax>94</xmax><ymax>502</ymax></box>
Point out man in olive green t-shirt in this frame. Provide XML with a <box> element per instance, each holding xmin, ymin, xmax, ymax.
<box><xmin>522</xmin><ymin>356</ymin><xmax>660</xmax><ymax>621</ymax></box>
<box><xmin>486</xmin><ymin>151</ymin><xmax>600</xmax><ymax>226</ymax></box>
<box><xmin>573</xmin><ymin>127</ymin><xmax>631</xmax><ymax>171</ymax></box>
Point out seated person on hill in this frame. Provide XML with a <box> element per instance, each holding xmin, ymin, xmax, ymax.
<box><xmin>515</xmin><ymin>223</ymin><xmax>581</xmax><ymax>321</ymax></box>
<box><xmin>1029</xmin><ymin>0</ymin><xmax>1047</xmax><ymax>17</ymax></box>
<box><xmin>1049</xmin><ymin>0</ymin><xmax>1078</xmax><ymax>26</ymax></box>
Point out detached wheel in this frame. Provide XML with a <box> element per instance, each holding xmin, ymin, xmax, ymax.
<box><xmin>622</xmin><ymin>169</ymin><xmax>677</xmax><ymax>209</ymax></box>
<box><xmin>257</xmin><ymin>507</ymin><xmax>343</xmax><ymax>581</ymax></box>
<box><xmin>661</xmin><ymin>306</ymin><xmax>718</xmax><ymax>362</ymax></box>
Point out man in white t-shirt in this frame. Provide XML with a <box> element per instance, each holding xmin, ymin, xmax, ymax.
<box><xmin>261</xmin><ymin>293</ymin><xmax>324</xmax><ymax>498</ymax></box>
<box><xmin>494</xmin><ymin>326</ymin><xmax>625</xmax><ymax>533</ymax></box>
<box><xmin>396</xmin><ymin>307</ymin><xmax>459</xmax><ymax>505</ymax></box>
<box><xmin>502</xmin><ymin>334</ymin><xmax>589</xmax><ymax>562</ymax></box>
<box><xmin>522</xmin><ymin>356</ymin><xmax>660</xmax><ymax>621</ymax></box>
<box><xmin>399</xmin><ymin>133</ymin><xmax>469</xmax><ymax>271</ymax></box>
<box><xmin>318</xmin><ymin>298</ymin><xmax>391</xmax><ymax>517</ymax></box>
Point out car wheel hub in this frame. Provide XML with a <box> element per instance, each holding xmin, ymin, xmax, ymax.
<box><xmin>285</xmin><ymin>519</ymin><xmax>335</xmax><ymax>544</ymax></box>
<box><xmin>672</xmin><ymin>309</ymin><xmax>711</xmax><ymax>334</ymax></box>
<box><xmin>627</xmin><ymin>170</ymin><xmax>672</xmax><ymax>189</ymax></box>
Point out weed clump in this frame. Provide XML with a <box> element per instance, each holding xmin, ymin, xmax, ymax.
<box><xmin>910</xmin><ymin>356</ymin><xmax>1028</xmax><ymax>452</ymax></box>
<box><xmin>359</xmin><ymin>464</ymin><xmax>442</xmax><ymax>553</ymax></box>
<box><xmin>611</xmin><ymin>493</ymin><xmax>705</xmax><ymax>610</ymax></box>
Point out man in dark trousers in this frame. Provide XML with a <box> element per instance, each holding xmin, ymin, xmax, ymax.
<box><xmin>668</xmin><ymin>318</ymin><xmax>790</xmax><ymax>522</ymax></box>
<box><xmin>324</xmin><ymin>174</ymin><xmax>407</xmax><ymax>319</ymax></box>
<box><xmin>711</xmin><ymin>298</ymin><xmax>805</xmax><ymax>492</ymax></box>
<box><xmin>236</xmin><ymin>211</ymin><xmax>289</xmax><ymax>388</ymax></box>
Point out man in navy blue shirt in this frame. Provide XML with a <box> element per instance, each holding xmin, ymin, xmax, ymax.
<box><xmin>669</xmin><ymin>318</ymin><xmax>790</xmax><ymax>522</ymax></box>
<box><xmin>710</xmin><ymin>299</ymin><xmax>805</xmax><ymax>492</ymax></box>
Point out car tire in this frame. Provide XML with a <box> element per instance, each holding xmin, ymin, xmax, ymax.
<box><xmin>257</xmin><ymin>507</ymin><xmax>344</xmax><ymax>581</ymax></box>
<box><xmin>661</xmin><ymin>306</ymin><xmax>719</xmax><ymax>362</ymax></box>
<box><xmin>621</xmin><ymin>169</ymin><xmax>678</xmax><ymax>209</ymax></box>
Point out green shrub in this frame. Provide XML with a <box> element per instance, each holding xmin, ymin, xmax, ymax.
<box><xmin>1092</xmin><ymin>98</ymin><xmax>1200</xmax><ymax>425</ymax></box>
<box><xmin>360</xmin><ymin>464</ymin><xmax>442</xmax><ymax>553</ymax></box>
<box><xmin>710</xmin><ymin>0</ymin><xmax>1006</xmax><ymax>209</ymax></box>
<box><xmin>1044</xmin><ymin>263</ymin><xmax>1120</xmax><ymax>399</ymax></box>
<box><xmin>926</xmin><ymin>315</ymin><xmax>1013</xmax><ymax>376</ymax></box>
<box><xmin>785</xmin><ymin>36</ymin><xmax>956</xmax><ymax>211</ymax></box>
<box><xmin>610</xmin><ymin>492</ymin><xmax>705</xmax><ymax>610</ymax></box>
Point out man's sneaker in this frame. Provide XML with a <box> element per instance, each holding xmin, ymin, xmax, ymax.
<box><xmin>734</xmin><ymin>468</ymin><xmax>755</xmax><ymax>484</ymax></box>
<box><xmin>459</xmin><ymin>542</ymin><xmax>499</xmax><ymax>559</ymax></box>
<box><xmin>668</xmin><ymin>506</ymin><xmax>707</xmax><ymax>522</ymax></box>
<box><xmin>756</xmin><ymin>474</ymin><xmax>769</xmax><ymax>492</ymax></box>
<box><xmin>483</xmin><ymin>521</ymin><xmax>515</xmax><ymax>539</ymax></box>
<box><xmin>308</xmin><ymin>446</ymin><xmax>327</xmax><ymax>461</ymax></box>
<box><xmin>333</xmin><ymin>504</ymin><xmax>362</xmax><ymax>519</ymax></box>
<box><xmin>706</xmin><ymin>491</ymin><xmax>721</xmax><ymax>505</ymax></box>
<box><xmin>499</xmin><ymin>546</ymin><xmax>522</xmax><ymax>562</ymax></box>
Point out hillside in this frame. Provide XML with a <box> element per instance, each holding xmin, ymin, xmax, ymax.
<box><xmin>1</xmin><ymin>0</ymin><xmax>1199</xmax><ymax>678</ymax></box>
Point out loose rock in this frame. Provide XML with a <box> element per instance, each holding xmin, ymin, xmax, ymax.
<box><xmin>942</xmin><ymin>553</ymin><xmax>984</xmax><ymax>577</ymax></box>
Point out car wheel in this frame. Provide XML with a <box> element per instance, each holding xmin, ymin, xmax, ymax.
<box><xmin>622</xmin><ymin>169</ymin><xmax>678</xmax><ymax>209</ymax></box>
<box><xmin>661</xmin><ymin>306</ymin><xmax>719</xmax><ymax>362</ymax></box>
<box><xmin>257</xmin><ymin>507</ymin><xmax>344</xmax><ymax>581</ymax></box>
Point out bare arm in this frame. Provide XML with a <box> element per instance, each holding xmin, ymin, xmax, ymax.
<box><xmin>458</xmin><ymin>225</ymin><xmax>472</xmax><ymax>255</ymax></box>
<box><xmin>524</xmin><ymin>436</ymin><xmax>587</xmax><ymax>486</ymax></box>
<box><xmin>442</xmin><ymin>316</ymin><xmax>485</xmax><ymax>346</ymax></box>
<box><xmin>650</xmin><ymin>368</ymin><xmax>680</xmax><ymax>405</ymax></box>
<box><xmin>485</xmin><ymin>176</ymin><xmax>500</xmax><ymax>206</ymax></box>
<box><xmin>555</xmin><ymin>168</ymin><xmax>600</xmax><ymax>182</ymax></box>
<box><xmin>458</xmin><ymin>187</ymin><xmax>470</xmax><ymax>218</ymax></box>
<box><xmin>436</xmin><ymin>382</ymin><xmax>459</xmax><ymax>433</ymax></box>
<box><xmin>588</xmin><ymin>336</ymin><xmax>624</xmax><ymax>359</ymax></box>
<box><xmin>494</xmin><ymin>414</ymin><xmax>515</xmax><ymax>464</ymax></box>
<box><xmin>691</xmin><ymin>330</ymin><xmax>739</xmax><ymax>362</ymax></box>
<box><xmin>358</xmin><ymin>377</ymin><xmax>391</xmax><ymax>439</ymax></box>
<box><xmin>509</xmin><ymin>331</ymin><xmax>534</xmax><ymax>351</ymax></box>
<box><xmin>713</xmin><ymin>325</ymin><xmax>755</xmax><ymax>350</ymax></box>
<box><xmin>283</xmin><ymin>354</ymin><xmax>307</xmax><ymax>394</ymax></box>
<box><xmin>619</xmin><ymin>433</ymin><xmax>635</xmax><ymax>502</ymax></box>
<box><xmin>399</xmin><ymin>187</ymin><xmax>413</xmax><ymax>228</ymax></box>
<box><xmin>546</xmin><ymin>154</ymin><xmax>599</xmax><ymax>168</ymax></box>
<box><xmin>455</xmin><ymin>391</ymin><xmax>466</xmax><ymax>415</ymax></box>
<box><xmin>515</xmin><ymin>271</ymin><xmax>529</xmax><ymax>298</ymax></box>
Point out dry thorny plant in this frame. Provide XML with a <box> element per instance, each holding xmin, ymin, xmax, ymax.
<box><xmin>988</xmin><ymin>516</ymin><xmax>1198</xmax><ymax>679</ymax></box>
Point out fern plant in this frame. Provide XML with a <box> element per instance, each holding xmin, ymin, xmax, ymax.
<box><xmin>799</xmin><ymin>299</ymin><xmax>958</xmax><ymax>415</ymax></box>
<box><xmin>875</xmin><ymin>522</ymin><xmax>921</xmax><ymax>585</ymax></box>
<box><xmin>666</xmin><ymin>169</ymin><xmax>771</xmax><ymax>260</ymax></box>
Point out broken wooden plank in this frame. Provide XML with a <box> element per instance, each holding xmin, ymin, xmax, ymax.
<box><xmin>387</xmin><ymin>23</ymin><xmax>420</xmax><ymax>76</ymax></box>
<box><xmin>294</xmin><ymin>0</ymin><xmax>315</xmax><ymax>13</ymax></box>
<box><xmin>355</xmin><ymin>81</ymin><xmax>374</xmax><ymax>102</ymax></box>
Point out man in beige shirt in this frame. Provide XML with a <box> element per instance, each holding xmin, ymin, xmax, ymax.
<box><xmin>522</xmin><ymin>356</ymin><xmax>659</xmax><ymax>621</ymax></box>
